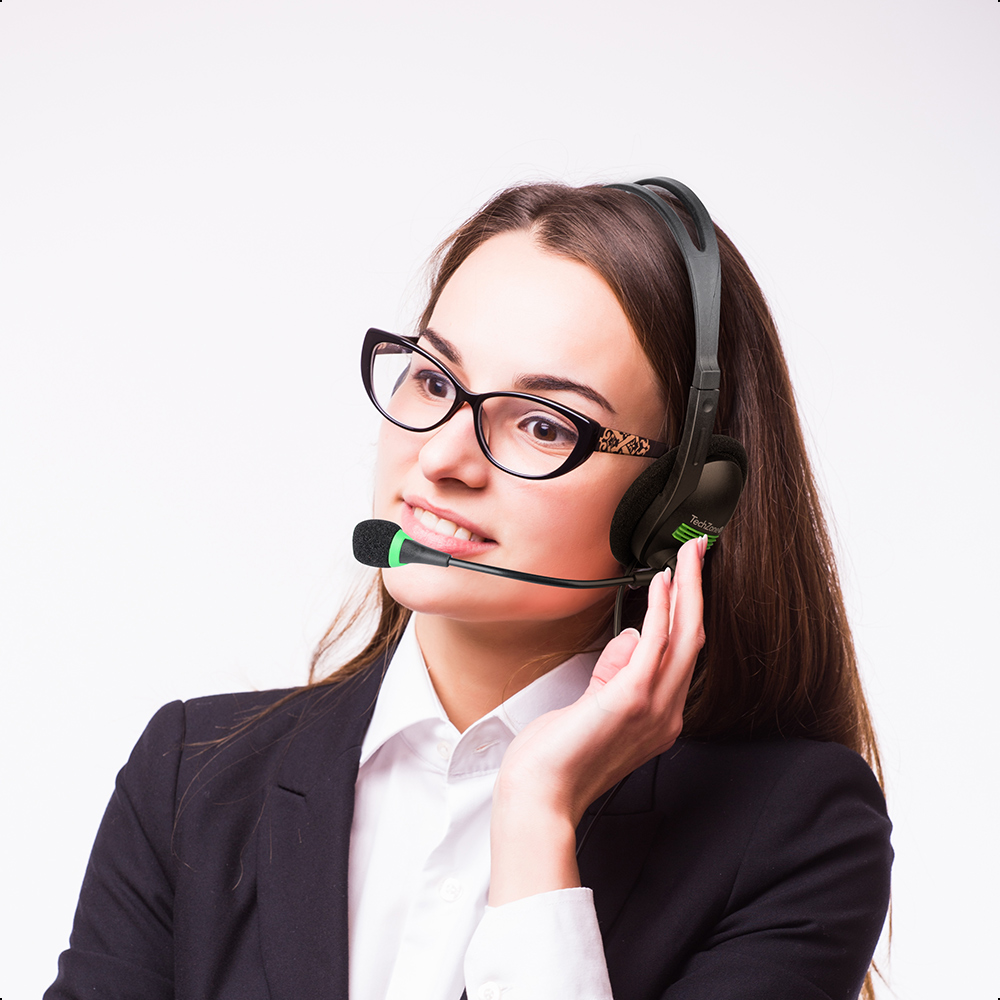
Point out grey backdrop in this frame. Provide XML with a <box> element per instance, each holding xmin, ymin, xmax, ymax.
<box><xmin>2</xmin><ymin>1</ymin><xmax>997</xmax><ymax>997</ymax></box>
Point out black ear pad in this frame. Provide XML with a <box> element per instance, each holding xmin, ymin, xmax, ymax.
<box><xmin>610</xmin><ymin>434</ymin><xmax>748</xmax><ymax>567</ymax></box>
<box><xmin>610</xmin><ymin>448</ymin><xmax>679</xmax><ymax>565</ymax></box>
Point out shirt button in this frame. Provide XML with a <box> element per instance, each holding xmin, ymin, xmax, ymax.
<box><xmin>439</xmin><ymin>876</ymin><xmax>462</xmax><ymax>902</ymax></box>
<box><xmin>436</xmin><ymin>742</ymin><xmax>451</xmax><ymax>760</ymax></box>
<box><xmin>477</xmin><ymin>983</ymin><xmax>501</xmax><ymax>1000</ymax></box>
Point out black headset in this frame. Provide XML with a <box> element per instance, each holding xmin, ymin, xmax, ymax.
<box><xmin>576</xmin><ymin>178</ymin><xmax>750</xmax><ymax>853</ymax></box>
<box><xmin>604</xmin><ymin>178</ymin><xmax>747</xmax><ymax>585</ymax></box>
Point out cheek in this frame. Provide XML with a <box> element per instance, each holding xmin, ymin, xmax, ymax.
<box><xmin>559</xmin><ymin>459</ymin><xmax>653</xmax><ymax>572</ymax></box>
<box><xmin>511</xmin><ymin>469</ymin><xmax>634</xmax><ymax>577</ymax></box>
<box><xmin>372</xmin><ymin>423</ymin><xmax>416</xmax><ymax>514</ymax></box>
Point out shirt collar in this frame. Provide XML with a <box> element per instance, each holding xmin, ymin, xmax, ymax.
<box><xmin>358</xmin><ymin>618</ymin><xmax>601</xmax><ymax>768</ymax></box>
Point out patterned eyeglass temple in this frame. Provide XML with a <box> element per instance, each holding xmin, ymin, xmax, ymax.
<box><xmin>596</xmin><ymin>428</ymin><xmax>669</xmax><ymax>459</ymax></box>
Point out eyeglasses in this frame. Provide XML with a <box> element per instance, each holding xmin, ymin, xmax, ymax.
<box><xmin>361</xmin><ymin>329</ymin><xmax>669</xmax><ymax>480</ymax></box>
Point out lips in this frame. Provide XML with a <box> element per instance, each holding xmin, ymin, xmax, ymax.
<box><xmin>399</xmin><ymin>500</ymin><xmax>496</xmax><ymax>557</ymax></box>
<box><xmin>412</xmin><ymin>506</ymin><xmax>486</xmax><ymax>542</ymax></box>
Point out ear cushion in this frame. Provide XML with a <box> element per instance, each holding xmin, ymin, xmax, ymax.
<box><xmin>609</xmin><ymin>434</ymin><xmax>748</xmax><ymax>566</ymax></box>
<box><xmin>610</xmin><ymin>448</ymin><xmax>678</xmax><ymax>565</ymax></box>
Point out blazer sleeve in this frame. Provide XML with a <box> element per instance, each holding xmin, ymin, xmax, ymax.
<box><xmin>45</xmin><ymin>700</ymin><xmax>186</xmax><ymax>1000</ymax></box>
<box><xmin>660</xmin><ymin>742</ymin><xmax>892</xmax><ymax>1000</ymax></box>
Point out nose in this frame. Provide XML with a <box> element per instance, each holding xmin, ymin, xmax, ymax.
<box><xmin>418</xmin><ymin>403</ymin><xmax>491</xmax><ymax>488</ymax></box>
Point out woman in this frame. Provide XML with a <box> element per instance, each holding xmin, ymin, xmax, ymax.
<box><xmin>47</xmin><ymin>180</ymin><xmax>892</xmax><ymax>1000</ymax></box>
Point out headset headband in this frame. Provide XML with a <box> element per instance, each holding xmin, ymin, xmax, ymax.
<box><xmin>604</xmin><ymin>177</ymin><xmax>724</xmax><ymax>565</ymax></box>
<box><xmin>606</xmin><ymin>178</ymin><xmax>722</xmax><ymax>391</ymax></box>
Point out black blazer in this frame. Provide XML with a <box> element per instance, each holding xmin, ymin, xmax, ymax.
<box><xmin>47</xmin><ymin>660</ymin><xmax>892</xmax><ymax>1000</ymax></box>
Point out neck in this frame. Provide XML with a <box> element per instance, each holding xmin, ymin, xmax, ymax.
<box><xmin>413</xmin><ymin>604</ymin><xmax>610</xmax><ymax>732</ymax></box>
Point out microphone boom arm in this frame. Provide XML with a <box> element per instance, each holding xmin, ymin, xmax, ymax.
<box><xmin>449</xmin><ymin>555</ymin><xmax>656</xmax><ymax>589</ymax></box>
<box><xmin>398</xmin><ymin>537</ymin><xmax>656</xmax><ymax>589</ymax></box>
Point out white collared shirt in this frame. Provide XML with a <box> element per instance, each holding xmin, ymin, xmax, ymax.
<box><xmin>348</xmin><ymin>622</ymin><xmax>614</xmax><ymax>1000</ymax></box>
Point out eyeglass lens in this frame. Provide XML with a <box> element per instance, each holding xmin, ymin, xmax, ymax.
<box><xmin>370</xmin><ymin>340</ymin><xmax>581</xmax><ymax>477</ymax></box>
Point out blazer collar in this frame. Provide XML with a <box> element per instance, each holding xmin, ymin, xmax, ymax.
<box><xmin>257</xmin><ymin>660</ymin><xmax>386</xmax><ymax>1000</ymax></box>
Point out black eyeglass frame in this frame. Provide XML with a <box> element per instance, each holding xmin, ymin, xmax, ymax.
<box><xmin>361</xmin><ymin>328</ymin><xmax>670</xmax><ymax>481</ymax></box>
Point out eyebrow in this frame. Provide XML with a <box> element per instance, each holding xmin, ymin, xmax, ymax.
<box><xmin>419</xmin><ymin>328</ymin><xmax>463</xmax><ymax>365</ymax></box>
<box><xmin>420</xmin><ymin>327</ymin><xmax>618</xmax><ymax>415</ymax></box>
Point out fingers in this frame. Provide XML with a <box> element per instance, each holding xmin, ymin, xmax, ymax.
<box><xmin>593</xmin><ymin>535</ymin><xmax>707</xmax><ymax>698</ymax></box>
<box><xmin>601</xmin><ymin>569</ymin><xmax>672</xmax><ymax>696</ymax></box>
<box><xmin>667</xmin><ymin>534</ymin><xmax>707</xmax><ymax>659</ymax></box>
<box><xmin>629</xmin><ymin>536</ymin><xmax>706</xmax><ymax>691</ymax></box>
<box><xmin>638</xmin><ymin>567</ymin><xmax>673</xmax><ymax>659</ymax></box>
<box><xmin>589</xmin><ymin>627</ymin><xmax>640</xmax><ymax>689</ymax></box>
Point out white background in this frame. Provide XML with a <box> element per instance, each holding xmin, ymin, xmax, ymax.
<box><xmin>1</xmin><ymin>1</ymin><xmax>997</xmax><ymax>997</ymax></box>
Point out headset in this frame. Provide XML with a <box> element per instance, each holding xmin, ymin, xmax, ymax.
<box><xmin>583</xmin><ymin>177</ymin><xmax>748</xmax><ymax>849</ymax></box>
<box><xmin>604</xmin><ymin>178</ymin><xmax>746</xmax><ymax>589</ymax></box>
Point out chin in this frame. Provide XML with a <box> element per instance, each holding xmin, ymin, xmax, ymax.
<box><xmin>381</xmin><ymin>563</ymin><xmax>614</xmax><ymax>624</ymax></box>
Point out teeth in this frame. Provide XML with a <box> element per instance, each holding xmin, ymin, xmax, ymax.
<box><xmin>413</xmin><ymin>507</ymin><xmax>485</xmax><ymax>543</ymax></box>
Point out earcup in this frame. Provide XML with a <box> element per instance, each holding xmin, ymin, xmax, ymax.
<box><xmin>610</xmin><ymin>447</ymin><xmax>679</xmax><ymax>566</ymax></box>
<box><xmin>610</xmin><ymin>434</ymin><xmax>748</xmax><ymax>567</ymax></box>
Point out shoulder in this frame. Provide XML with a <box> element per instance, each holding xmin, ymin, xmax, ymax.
<box><xmin>652</xmin><ymin>737</ymin><xmax>890</xmax><ymax>854</ymax></box>
<box><xmin>666</xmin><ymin>732</ymin><xmax>879</xmax><ymax>774</ymax></box>
<box><xmin>653</xmin><ymin>737</ymin><xmax>892</xmax><ymax>923</ymax></box>
<box><xmin>596</xmin><ymin>739</ymin><xmax>891</xmax><ymax>997</ymax></box>
<box><xmin>123</xmin><ymin>668</ymin><xmax>385</xmax><ymax>810</ymax></box>
<box><xmin>655</xmin><ymin>736</ymin><xmax>885</xmax><ymax>809</ymax></box>
<box><xmin>142</xmin><ymin>667</ymin><xmax>385</xmax><ymax>750</ymax></box>
<box><xmin>110</xmin><ymin>688</ymin><xmax>307</xmax><ymax>825</ymax></box>
<box><xmin>629</xmin><ymin>737</ymin><xmax>892</xmax><ymax>911</ymax></box>
<box><xmin>122</xmin><ymin>687</ymin><xmax>310</xmax><ymax>782</ymax></box>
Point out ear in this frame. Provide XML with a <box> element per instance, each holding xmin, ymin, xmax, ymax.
<box><xmin>610</xmin><ymin>435</ymin><xmax>748</xmax><ymax>568</ymax></box>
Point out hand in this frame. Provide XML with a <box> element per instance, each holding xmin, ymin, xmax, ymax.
<box><xmin>488</xmin><ymin>534</ymin><xmax>707</xmax><ymax>905</ymax></box>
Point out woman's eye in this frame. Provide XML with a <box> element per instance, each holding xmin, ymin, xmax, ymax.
<box><xmin>529</xmin><ymin>419</ymin><xmax>559</xmax><ymax>442</ymax></box>
<box><xmin>521</xmin><ymin>415</ymin><xmax>577</xmax><ymax>447</ymax></box>
<box><xmin>413</xmin><ymin>369</ymin><xmax>454</xmax><ymax>400</ymax></box>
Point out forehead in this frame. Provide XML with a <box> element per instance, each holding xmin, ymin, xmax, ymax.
<box><xmin>427</xmin><ymin>230</ymin><xmax>663</xmax><ymax>417</ymax></box>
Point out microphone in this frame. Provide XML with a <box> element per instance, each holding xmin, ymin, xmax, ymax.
<box><xmin>353</xmin><ymin>519</ymin><xmax>657</xmax><ymax>590</ymax></box>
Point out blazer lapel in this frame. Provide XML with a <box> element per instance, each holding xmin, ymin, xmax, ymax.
<box><xmin>576</xmin><ymin>755</ymin><xmax>662</xmax><ymax>936</ymax></box>
<box><xmin>254</xmin><ymin>653</ymin><xmax>663</xmax><ymax>998</ymax></box>
<box><xmin>257</xmin><ymin>662</ymin><xmax>386</xmax><ymax>1000</ymax></box>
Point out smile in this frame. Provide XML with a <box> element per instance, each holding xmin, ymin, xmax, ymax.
<box><xmin>412</xmin><ymin>506</ymin><xmax>487</xmax><ymax>543</ymax></box>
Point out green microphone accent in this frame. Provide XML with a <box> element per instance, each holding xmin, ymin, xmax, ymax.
<box><xmin>672</xmin><ymin>522</ymin><xmax>720</xmax><ymax>548</ymax></box>
<box><xmin>388</xmin><ymin>529</ymin><xmax>414</xmax><ymax>567</ymax></box>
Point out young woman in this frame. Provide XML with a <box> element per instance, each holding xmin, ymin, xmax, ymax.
<box><xmin>47</xmin><ymin>180</ymin><xmax>892</xmax><ymax>1000</ymax></box>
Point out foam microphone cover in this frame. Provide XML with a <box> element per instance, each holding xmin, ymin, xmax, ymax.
<box><xmin>353</xmin><ymin>519</ymin><xmax>403</xmax><ymax>568</ymax></box>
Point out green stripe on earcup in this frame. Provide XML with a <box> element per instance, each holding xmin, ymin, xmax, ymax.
<box><xmin>672</xmin><ymin>523</ymin><xmax>719</xmax><ymax>548</ymax></box>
